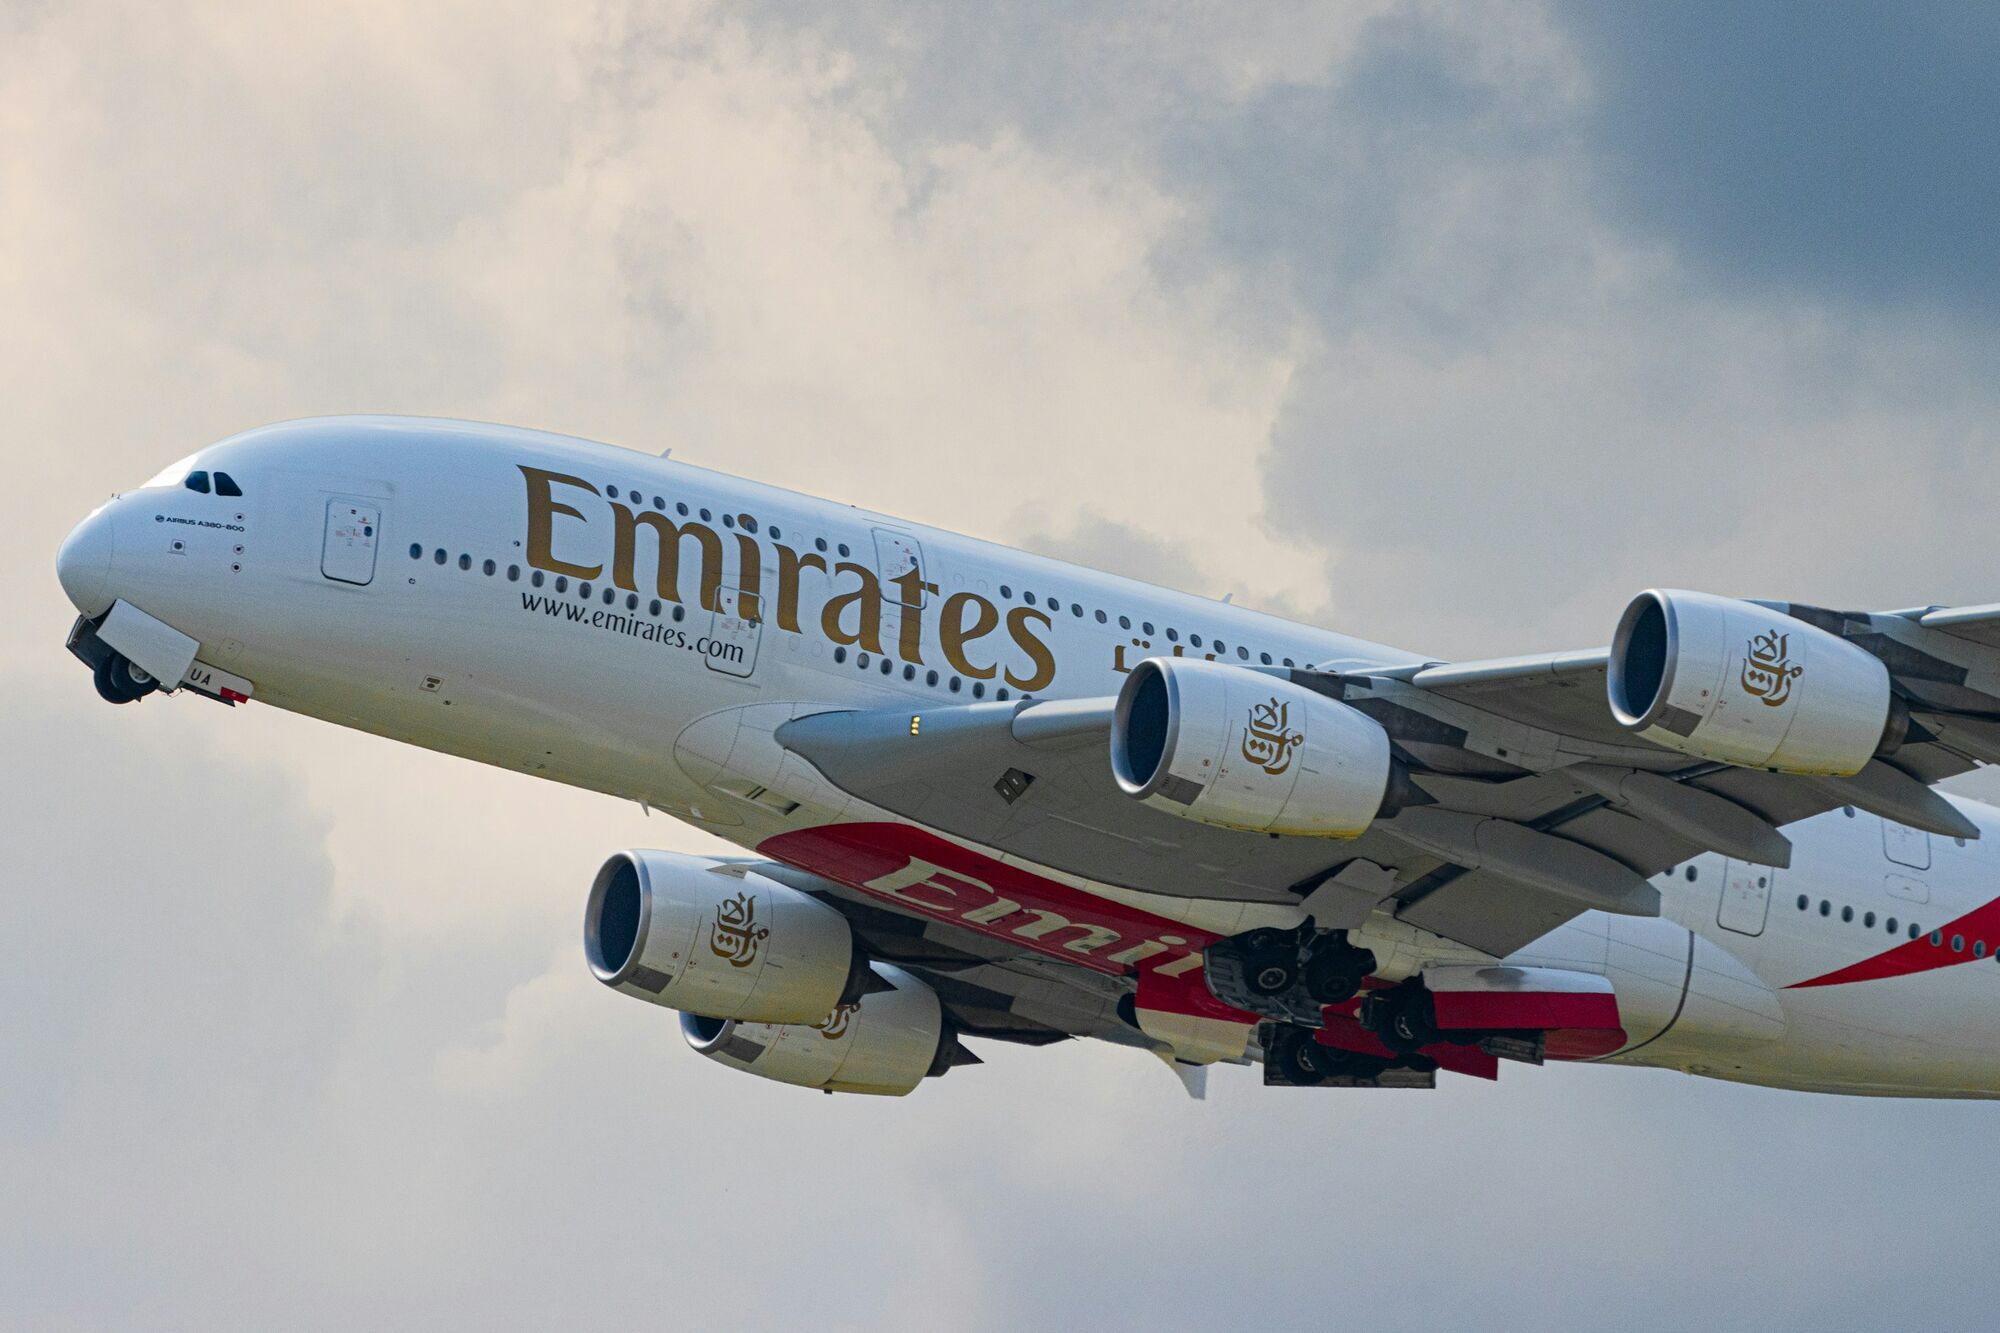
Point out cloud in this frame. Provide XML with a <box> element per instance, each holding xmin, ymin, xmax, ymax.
<box><xmin>1560</xmin><ymin>1</ymin><xmax>2000</xmax><ymax>318</ymax></box>
<box><xmin>12</xmin><ymin>2</ymin><xmax>2000</xmax><ymax>1328</ymax></box>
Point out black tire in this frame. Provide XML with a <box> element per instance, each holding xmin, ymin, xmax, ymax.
<box><xmin>1265</xmin><ymin>1026</ymin><xmax>1324</xmax><ymax>1085</ymax></box>
<box><xmin>1241</xmin><ymin>943</ymin><xmax>1299</xmax><ymax>998</ymax></box>
<box><xmin>106</xmin><ymin>655</ymin><xmax>158</xmax><ymax>701</ymax></box>
<box><xmin>1387</xmin><ymin>989</ymin><xmax>1440</xmax><ymax>1048</ymax></box>
<box><xmin>1302</xmin><ymin>946</ymin><xmax>1370</xmax><ymax>1006</ymax></box>
<box><xmin>93</xmin><ymin>658</ymin><xmax>135</xmax><ymax>704</ymax></box>
<box><xmin>1306</xmin><ymin>1044</ymin><xmax>1381</xmax><ymax>1082</ymax></box>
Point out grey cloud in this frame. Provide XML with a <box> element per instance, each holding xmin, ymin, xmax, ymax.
<box><xmin>16</xmin><ymin>3</ymin><xmax>2000</xmax><ymax>1328</ymax></box>
<box><xmin>1014</xmin><ymin>508</ymin><xmax>1215</xmax><ymax>599</ymax></box>
<box><xmin>1560</xmin><ymin>2</ymin><xmax>2000</xmax><ymax>318</ymax></box>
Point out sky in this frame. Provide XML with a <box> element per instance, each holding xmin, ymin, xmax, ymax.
<box><xmin>7</xmin><ymin>2</ymin><xmax>2000</xmax><ymax>1328</ymax></box>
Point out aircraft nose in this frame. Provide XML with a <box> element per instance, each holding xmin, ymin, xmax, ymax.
<box><xmin>56</xmin><ymin>505</ymin><xmax>116</xmax><ymax>617</ymax></box>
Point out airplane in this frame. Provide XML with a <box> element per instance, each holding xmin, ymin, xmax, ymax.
<box><xmin>52</xmin><ymin>415</ymin><xmax>2000</xmax><ymax>1099</ymax></box>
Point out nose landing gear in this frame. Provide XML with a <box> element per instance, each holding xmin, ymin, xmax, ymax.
<box><xmin>93</xmin><ymin>653</ymin><xmax>158</xmax><ymax>705</ymax></box>
<box><xmin>68</xmin><ymin>615</ymin><xmax>160</xmax><ymax>705</ymax></box>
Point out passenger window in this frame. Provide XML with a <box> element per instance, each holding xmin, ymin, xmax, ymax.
<box><xmin>186</xmin><ymin>471</ymin><xmax>211</xmax><ymax>494</ymax></box>
<box><xmin>214</xmin><ymin>472</ymin><xmax>243</xmax><ymax>497</ymax></box>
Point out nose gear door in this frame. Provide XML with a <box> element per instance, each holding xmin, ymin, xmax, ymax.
<box><xmin>1717</xmin><ymin>859</ymin><xmax>1773</xmax><ymax>936</ymax></box>
<box><xmin>321</xmin><ymin>498</ymin><xmax>381</xmax><ymax>585</ymax></box>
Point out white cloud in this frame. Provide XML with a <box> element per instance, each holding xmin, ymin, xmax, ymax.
<box><xmin>12</xmin><ymin>3</ymin><xmax>2000</xmax><ymax>1327</ymax></box>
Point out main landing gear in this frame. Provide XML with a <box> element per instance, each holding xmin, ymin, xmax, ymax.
<box><xmin>1261</xmin><ymin>1023</ymin><xmax>1436</xmax><ymax>1088</ymax></box>
<box><xmin>1205</xmin><ymin>920</ymin><xmax>1377</xmax><ymax>1022</ymax></box>
<box><xmin>1358</xmin><ymin>979</ymin><xmax>1443</xmax><ymax>1054</ymax></box>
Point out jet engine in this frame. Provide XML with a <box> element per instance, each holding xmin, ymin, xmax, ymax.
<box><xmin>1110</xmin><ymin>658</ymin><xmax>1398</xmax><ymax>837</ymax></box>
<box><xmin>585</xmin><ymin>850</ymin><xmax>866</xmax><ymax>1024</ymax></box>
<box><xmin>681</xmin><ymin>963</ymin><xmax>962</xmax><ymax>1096</ymax></box>
<box><xmin>1607</xmin><ymin>589</ymin><xmax>1894</xmax><ymax>776</ymax></box>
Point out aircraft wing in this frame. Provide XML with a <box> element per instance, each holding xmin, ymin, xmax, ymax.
<box><xmin>778</xmin><ymin>595</ymin><xmax>2000</xmax><ymax>957</ymax></box>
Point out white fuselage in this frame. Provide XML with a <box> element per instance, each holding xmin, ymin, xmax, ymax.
<box><xmin>58</xmin><ymin>417</ymin><xmax>2000</xmax><ymax>1096</ymax></box>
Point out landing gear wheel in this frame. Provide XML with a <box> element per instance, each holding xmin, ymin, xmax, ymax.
<box><xmin>93</xmin><ymin>658</ymin><xmax>133</xmax><ymax>704</ymax></box>
<box><xmin>93</xmin><ymin>654</ymin><xmax>158</xmax><ymax>705</ymax></box>
<box><xmin>108</xmin><ymin>656</ymin><xmax>157</xmax><ymax>700</ymax></box>
<box><xmin>1265</xmin><ymin>1025</ymin><xmax>1325</xmax><ymax>1086</ymax></box>
<box><xmin>1236</xmin><ymin>929</ymin><xmax>1301</xmax><ymax>998</ymax></box>
<box><xmin>1301</xmin><ymin>942</ymin><xmax>1376</xmax><ymax>1006</ymax></box>
<box><xmin>1362</xmin><ymin>983</ymin><xmax>1440</xmax><ymax>1055</ymax></box>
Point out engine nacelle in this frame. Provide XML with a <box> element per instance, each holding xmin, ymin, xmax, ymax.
<box><xmin>1608</xmin><ymin>589</ymin><xmax>1892</xmax><ymax>776</ymax></box>
<box><xmin>1110</xmin><ymin>657</ymin><xmax>1396</xmax><ymax>836</ymax></box>
<box><xmin>681</xmin><ymin>964</ymin><xmax>957</xmax><ymax>1096</ymax></box>
<box><xmin>585</xmin><ymin>850</ymin><xmax>863</xmax><ymax>1024</ymax></box>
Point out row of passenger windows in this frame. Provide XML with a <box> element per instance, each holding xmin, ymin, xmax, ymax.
<box><xmin>829</xmin><ymin>644</ymin><xmax>1016</xmax><ymax>701</ymax></box>
<box><xmin>578</xmin><ymin>475</ymin><xmax>1321</xmax><ymax>673</ymax></box>
<box><xmin>413</xmin><ymin>543</ymin><xmax>695</xmax><ymax>620</ymax></box>
<box><xmin>996</xmin><ymin>583</ymin><xmax>1297</xmax><ymax>664</ymax></box>
<box><xmin>1675</xmin><ymin>859</ymin><xmax>1986</xmax><ymax>958</ymax></box>
<box><xmin>1800</xmin><ymin>892</ymin><xmax>2000</xmax><ymax>956</ymax></box>
<box><xmin>413</xmin><ymin>540</ymin><xmax>1029</xmax><ymax>701</ymax></box>
<box><xmin>1794</xmin><ymin>894</ymin><xmax>1924</xmax><ymax>941</ymax></box>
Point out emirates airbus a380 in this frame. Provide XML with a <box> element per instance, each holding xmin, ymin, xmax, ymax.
<box><xmin>55</xmin><ymin>416</ymin><xmax>2000</xmax><ymax>1098</ymax></box>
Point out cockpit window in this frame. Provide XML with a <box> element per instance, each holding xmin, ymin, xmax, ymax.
<box><xmin>213</xmin><ymin>472</ymin><xmax>242</xmax><ymax>497</ymax></box>
<box><xmin>185</xmin><ymin>470</ymin><xmax>212</xmax><ymax>494</ymax></box>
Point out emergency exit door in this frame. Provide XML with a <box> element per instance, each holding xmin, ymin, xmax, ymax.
<box><xmin>873</xmin><ymin>529</ymin><xmax>928</xmax><ymax>605</ymax></box>
<box><xmin>704</xmin><ymin>584</ymin><xmax>761</xmax><ymax>679</ymax></box>
<box><xmin>1717</xmin><ymin>859</ymin><xmax>1773</xmax><ymax>936</ymax></box>
<box><xmin>322</xmin><ymin>498</ymin><xmax>381</xmax><ymax>585</ymax></box>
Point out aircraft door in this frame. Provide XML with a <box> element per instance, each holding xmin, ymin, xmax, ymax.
<box><xmin>1883</xmin><ymin>819</ymin><xmax>1931</xmax><ymax>870</ymax></box>
<box><xmin>1716</xmin><ymin>859</ymin><xmax>1773</xmax><ymax>937</ymax></box>
<box><xmin>704</xmin><ymin>584</ymin><xmax>761</xmax><ymax>679</ymax></box>
<box><xmin>321</xmin><ymin>497</ymin><xmax>381</xmax><ymax>585</ymax></box>
<box><xmin>873</xmin><ymin>528</ymin><xmax>928</xmax><ymax>606</ymax></box>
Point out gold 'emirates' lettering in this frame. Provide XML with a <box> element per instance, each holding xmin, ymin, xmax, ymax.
<box><xmin>608</xmin><ymin>504</ymin><xmax>723</xmax><ymax>610</ymax></box>
<box><xmin>775</xmin><ymin>545</ymin><xmax>827</xmax><ymax>633</ymax></box>
<box><xmin>822</xmin><ymin>562</ymin><xmax>887</xmax><ymax>654</ymax></box>
<box><xmin>521</xmin><ymin>466</ymin><xmax>605</xmax><ymax>580</ymax></box>
<box><xmin>891</xmin><ymin>568</ymin><xmax>934</xmax><ymax>664</ymax></box>
<box><xmin>517</xmin><ymin>464</ymin><xmax>1058</xmax><ymax>690</ymax></box>
<box><xmin>1004</xmin><ymin>606</ymin><xmax>1056</xmax><ymax>692</ymax></box>
<box><xmin>940</xmin><ymin>591</ymin><xmax>999</xmax><ymax>679</ymax></box>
